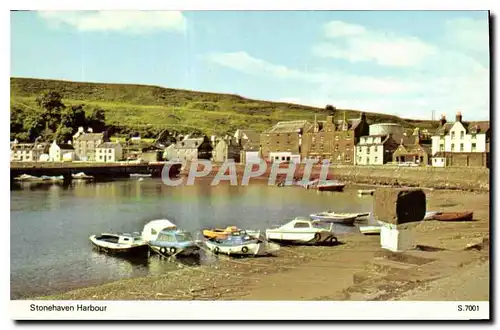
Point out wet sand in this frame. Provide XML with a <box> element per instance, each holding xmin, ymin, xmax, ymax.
<box><xmin>39</xmin><ymin>189</ymin><xmax>489</xmax><ymax>301</ymax></box>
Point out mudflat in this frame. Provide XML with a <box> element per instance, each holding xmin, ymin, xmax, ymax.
<box><xmin>40</xmin><ymin>189</ymin><xmax>489</xmax><ymax>301</ymax></box>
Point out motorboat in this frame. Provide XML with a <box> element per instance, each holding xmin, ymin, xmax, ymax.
<box><xmin>89</xmin><ymin>232</ymin><xmax>148</xmax><ymax>255</ymax></box>
<box><xmin>148</xmin><ymin>230</ymin><xmax>200</xmax><ymax>257</ymax></box>
<box><xmin>304</xmin><ymin>179</ymin><xmax>345</xmax><ymax>192</ymax></box>
<box><xmin>205</xmin><ymin>230</ymin><xmax>280</xmax><ymax>257</ymax></box>
<box><xmin>265</xmin><ymin>217</ymin><xmax>337</xmax><ymax>245</ymax></box>
<box><xmin>141</xmin><ymin>219</ymin><xmax>178</xmax><ymax>242</ymax></box>
<box><xmin>72</xmin><ymin>172</ymin><xmax>94</xmax><ymax>181</ymax></box>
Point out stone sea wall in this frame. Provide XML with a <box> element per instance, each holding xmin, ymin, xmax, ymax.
<box><xmin>326</xmin><ymin>165</ymin><xmax>490</xmax><ymax>192</ymax></box>
<box><xmin>180</xmin><ymin>163</ymin><xmax>489</xmax><ymax>192</ymax></box>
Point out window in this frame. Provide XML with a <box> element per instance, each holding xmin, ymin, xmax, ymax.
<box><xmin>335</xmin><ymin>144</ymin><xmax>339</xmax><ymax>152</ymax></box>
<box><xmin>451</xmin><ymin>143</ymin><xmax>455</xmax><ymax>151</ymax></box>
<box><xmin>460</xmin><ymin>144</ymin><xmax>464</xmax><ymax>151</ymax></box>
<box><xmin>151</xmin><ymin>228</ymin><xmax>157</xmax><ymax>235</ymax></box>
<box><xmin>472</xmin><ymin>143</ymin><xmax>477</xmax><ymax>152</ymax></box>
<box><xmin>419</xmin><ymin>156</ymin><xmax>424</xmax><ymax>163</ymax></box>
<box><xmin>346</xmin><ymin>156</ymin><xmax>351</xmax><ymax>162</ymax></box>
<box><xmin>374</xmin><ymin>146</ymin><xmax>378</xmax><ymax>152</ymax></box>
<box><xmin>286</xmin><ymin>156</ymin><xmax>291</xmax><ymax>161</ymax></box>
<box><xmin>294</xmin><ymin>222</ymin><xmax>311</xmax><ymax>229</ymax></box>
<box><xmin>367</xmin><ymin>147</ymin><xmax>370</xmax><ymax>155</ymax></box>
<box><xmin>451</xmin><ymin>132</ymin><xmax>455</xmax><ymax>139</ymax></box>
<box><xmin>374</xmin><ymin>156</ymin><xmax>378</xmax><ymax>163</ymax></box>
<box><xmin>471</xmin><ymin>133</ymin><xmax>477</xmax><ymax>140</ymax></box>
<box><xmin>396</xmin><ymin>156</ymin><xmax>399</xmax><ymax>162</ymax></box>
<box><xmin>460</xmin><ymin>131</ymin><xmax>464</xmax><ymax>139</ymax></box>
<box><xmin>358</xmin><ymin>146</ymin><xmax>362</xmax><ymax>153</ymax></box>
<box><xmin>439</xmin><ymin>144</ymin><xmax>444</xmax><ymax>152</ymax></box>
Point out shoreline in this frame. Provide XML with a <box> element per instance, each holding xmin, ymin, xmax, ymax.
<box><xmin>29</xmin><ymin>188</ymin><xmax>490</xmax><ymax>301</ymax></box>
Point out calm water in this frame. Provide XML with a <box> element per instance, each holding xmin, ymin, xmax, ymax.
<box><xmin>10</xmin><ymin>178</ymin><xmax>376</xmax><ymax>299</ymax></box>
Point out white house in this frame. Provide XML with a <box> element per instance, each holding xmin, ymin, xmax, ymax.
<box><xmin>96</xmin><ymin>142</ymin><xmax>123</xmax><ymax>162</ymax></box>
<box><xmin>49</xmin><ymin>141</ymin><xmax>75</xmax><ymax>162</ymax></box>
<box><xmin>431</xmin><ymin>112</ymin><xmax>489</xmax><ymax>155</ymax></box>
<box><xmin>355</xmin><ymin>135</ymin><xmax>399</xmax><ymax>165</ymax></box>
<box><xmin>11</xmin><ymin>142</ymin><xmax>35</xmax><ymax>161</ymax></box>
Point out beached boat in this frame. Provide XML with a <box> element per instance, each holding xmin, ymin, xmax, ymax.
<box><xmin>310</xmin><ymin>212</ymin><xmax>357</xmax><ymax>225</ymax></box>
<box><xmin>265</xmin><ymin>217</ymin><xmax>337</xmax><ymax>245</ymax></box>
<box><xmin>89</xmin><ymin>232</ymin><xmax>149</xmax><ymax>255</ymax></box>
<box><xmin>13</xmin><ymin>174</ymin><xmax>43</xmax><ymax>182</ymax></box>
<box><xmin>358</xmin><ymin>189</ymin><xmax>375</xmax><ymax>196</ymax></box>
<box><xmin>423</xmin><ymin>211</ymin><xmax>442</xmax><ymax>220</ymax></box>
<box><xmin>202</xmin><ymin>226</ymin><xmax>260</xmax><ymax>240</ymax></box>
<box><xmin>310</xmin><ymin>212</ymin><xmax>370</xmax><ymax>225</ymax></box>
<box><xmin>205</xmin><ymin>230</ymin><xmax>280</xmax><ymax>257</ymax></box>
<box><xmin>359</xmin><ymin>225</ymin><xmax>381</xmax><ymax>235</ymax></box>
<box><xmin>148</xmin><ymin>230</ymin><xmax>200</xmax><ymax>257</ymax></box>
<box><xmin>432</xmin><ymin>212</ymin><xmax>474</xmax><ymax>222</ymax></box>
<box><xmin>141</xmin><ymin>219</ymin><xmax>178</xmax><ymax>242</ymax></box>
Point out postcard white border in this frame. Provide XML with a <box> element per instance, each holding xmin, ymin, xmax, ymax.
<box><xmin>3</xmin><ymin>0</ymin><xmax>497</xmax><ymax>327</ymax></box>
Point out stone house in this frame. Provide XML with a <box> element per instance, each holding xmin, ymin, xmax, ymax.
<box><xmin>167</xmin><ymin>136</ymin><xmax>213</xmax><ymax>162</ymax></box>
<box><xmin>49</xmin><ymin>141</ymin><xmax>75</xmax><ymax>162</ymax></box>
<box><xmin>260</xmin><ymin>120</ymin><xmax>312</xmax><ymax>163</ymax></box>
<box><xmin>72</xmin><ymin>127</ymin><xmax>106</xmax><ymax>161</ymax></box>
<box><xmin>96</xmin><ymin>142</ymin><xmax>123</xmax><ymax>162</ymax></box>
<box><xmin>139</xmin><ymin>145</ymin><xmax>164</xmax><ymax>162</ymax></box>
<box><xmin>302</xmin><ymin>112</ymin><xmax>369</xmax><ymax>164</ymax></box>
<box><xmin>355</xmin><ymin>134</ymin><xmax>399</xmax><ymax>165</ymax></box>
<box><xmin>430</xmin><ymin>112</ymin><xmax>490</xmax><ymax>168</ymax></box>
<box><xmin>212</xmin><ymin>137</ymin><xmax>242</xmax><ymax>163</ymax></box>
<box><xmin>10</xmin><ymin>142</ymin><xmax>39</xmax><ymax>162</ymax></box>
<box><xmin>392</xmin><ymin>128</ymin><xmax>432</xmax><ymax>166</ymax></box>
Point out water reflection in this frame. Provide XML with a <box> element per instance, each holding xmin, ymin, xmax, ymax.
<box><xmin>11</xmin><ymin>178</ymin><xmax>375</xmax><ymax>299</ymax></box>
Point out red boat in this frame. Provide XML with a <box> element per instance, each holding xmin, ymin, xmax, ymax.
<box><xmin>432</xmin><ymin>212</ymin><xmax>474</xmax><ymax>222</ymax></box>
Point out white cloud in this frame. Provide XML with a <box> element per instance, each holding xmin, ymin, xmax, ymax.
<box><xmin>315</xmin><ymin>20</ymin><xmax>436</xmax><ymax>67</ymax></box>
<box><xmin>38</xmin><ymin>11</ymin><xmax>186</xmax><ymax>34</ymax></box>
<box><xmin>445</xmin><ymin>17</ymin><xmax>490</xmax><ymax>53</ymax></box>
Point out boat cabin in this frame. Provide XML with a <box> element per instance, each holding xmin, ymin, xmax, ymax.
<box><xmin>280</xmin><ymin>218</ymin><xmax>332</xmax><ymax>230</ymax></box>
<box><xmin>155</xmin><ymin>230</ymin><xmax>194</xmax><ymax>243</ymax></box>
<box><xmin>96</xmin><ymin>233</ymin><xmax>143</xmax><ymax>245</ymax></box>
<box><xmin>141</xmin><ymin>219</ymin><xmax>177</xmax><ymax>242</ymax></box>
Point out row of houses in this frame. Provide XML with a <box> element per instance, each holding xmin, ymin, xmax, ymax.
<box><xmin>11</xmin><ymin>127</ymin><xmax>123</xmax><ymax>162</ymax></box>
<box><xmin>162</xmin><ymin>111</ymin><xmax>489</xmax><ymax>168</ymax></box>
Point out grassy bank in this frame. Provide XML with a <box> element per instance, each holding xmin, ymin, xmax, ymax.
<box><xmin>11</xmin><ymin>77</ymin><xmax>438</xmax><ymax>138</ymax></box>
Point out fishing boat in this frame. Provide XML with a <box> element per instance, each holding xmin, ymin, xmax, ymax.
<box><xmin>141</xmin><ymin>219</ymin><xmax>178</xmax><ymax>242</ymax></box>
<box><xmin>432</xmin><ymin>212</ymin><xmax>474</xmax><ymax>222</ymax></box>
<box><xmin>303</xmin><ymin>179</ymin><xmax>345</xmax><ymax>192</ymax></box>
<box><xmin>148</xmin><ymin>230</ymin><xmax>200</xmax><ymax>257</ymax></box>
<box><xmin>72</xmin><ymin>172</ymin><xmax>94</xmax><ymax>181</ymax></box>
<box><xmin>89</xmin><ymin>232</ymin><xmax>149</xmax><ymax>255</ymax></box>
<box><xmin>359</xmin><ymin>225</ymin><xmax>381</xmax><ymax>235</ymax></box>
<box><xmin>358</xmin><ymin>189</ymin><xmax>375</xmax><ymax>196</ymax></box>
<box><xmin>265</xmin><ymin>217</ymin><xmax>337</xmax><ymax>245</ymax></box>
<box><xmin>205</xmin><ymin>230</ymin><xmax>280</xmax><ymax>257</ymax></box>
<box><xmin>202</xmin><ymin>226</ymin><xmax>260</xmax><ymax>240</ymax></box>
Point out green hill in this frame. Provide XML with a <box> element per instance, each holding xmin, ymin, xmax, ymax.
<box><xmin>10</xmin><ymin>77</ymin><xmax>438</xmax><ymax>140</ymax></box>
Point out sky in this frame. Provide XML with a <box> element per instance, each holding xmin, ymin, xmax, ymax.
<box><xmin>10</xmin><ymin>10</ymin><xmax>490</xmax><ymax>120</ymax></box>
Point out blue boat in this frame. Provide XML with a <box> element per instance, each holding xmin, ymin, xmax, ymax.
<box><xmin>148</xmin><ymin>230</ymin><xmax>200</xmax><ymax>257</ymax></box>
<box><xmin>205</xmin><ymin>230</ymin><xmax>280</xmax><ymax>256</ymax></box>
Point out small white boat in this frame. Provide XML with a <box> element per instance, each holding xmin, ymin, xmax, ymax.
<box><xmin>130</xmin><ymin>173</ymin><xmax>152</xmax><ymax>178</ymax></box>
<box><xmin>89</xmin><ymin>232</ymin><xmax>148</xmax><ymax>255</ymax></box>
<box><xmin>358</xmin><ymin>189</ymin><xmax>375</xmax><ymax>196</ymax></box>
<box><xmin>205</xmin><ymin>230</ymin><xmax>280</xmax><ymax>257</ymax></box>
<box><xmin>310</xmin><ymin>212</ymin><xmax>369</xmax><ymax>225</ymax></box>
<box><xmin>359</xmin><ymin>225</ymin><xmax>381</xmax><ymax>235</ymax></box>
<box><xmin>72</xmin><ymin>172</ymin><xmax>94</xmax><ymax>181</ymax></box>
<box><xmin>265</xmin><ymin>217</ymin><xmax>337</xmax><ymax>245</ymax></box>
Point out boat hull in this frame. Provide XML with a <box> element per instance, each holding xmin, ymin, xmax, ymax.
<box><xmin>310</xmin><ymin>215</ymin><xmax>356</xmax><ymax>225</ymax></box>
<box><xmin>89</xmin><ymin>236</ymin><xmax>149</xmax><ymax>256</ymax></box>
<box><xmin>359</xmin><ymin>226</ymin><xmax>381</xmax><ymax>235</ymax></box>
<box><xmin>317</xmin><ymin>185</ymin><xmax>345</xmax><ymax>192</ymax></box>
<box><xmin>149</xmin><ymin>244</ymin><xmax>200</xmax><ymax>257</ymax></box>
<box><xmin>205</xmin><ymin>240</ymin><xmax>279</xmax><ymax>256</ymax></box>
<box><xmin>265</xmin><ymin>230</ymin><xmax>337</xmax><ymax>245</ymax></box>
<box><xmin>432</xmin><ymin>212</ymin><xmax>474</xmax><ymax>222</ymax></box>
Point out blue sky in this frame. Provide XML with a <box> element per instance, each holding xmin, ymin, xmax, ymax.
<box><xmin>11</xmin><ymin>10</ymin><xmax>490</xmax><ymax>120</ymax></box>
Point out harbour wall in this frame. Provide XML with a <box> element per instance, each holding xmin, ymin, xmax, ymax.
<box><xmin>180</xmin><ymin>163</ymin><xmax>489</xmax><ymax>192</ymax></box>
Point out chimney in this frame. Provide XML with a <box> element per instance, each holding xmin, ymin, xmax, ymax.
<box><xmin>455</xmin><ymin>111</ymin><xmax>462</xmax><ymax>123</ymax></box>
<box><xmin>439</xmin><ymin>114</ymin><xmax>446</xmax><ymax>126</ymax></box>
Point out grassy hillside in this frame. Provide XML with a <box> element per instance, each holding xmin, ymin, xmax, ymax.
<box><xmin>10</xmin><ymin>77</ymin><xmax>438</xmax><ymax>138</ymax></box>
